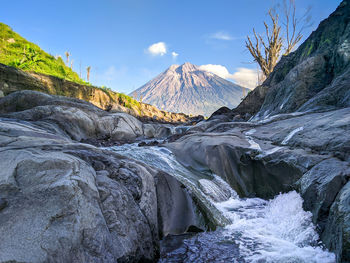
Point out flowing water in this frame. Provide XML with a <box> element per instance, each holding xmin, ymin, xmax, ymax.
<box><xmin>108</xmin><ymin>143</ymin><xmax>335</xmax><ymax>263</ymax></box>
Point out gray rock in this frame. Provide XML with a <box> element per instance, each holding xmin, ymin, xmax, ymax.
<box><xmin>322</xmin><ymin>181</ymin><xmax>350</xmax><ymax>263</ymax></box>
<box><xmin>297</xmin><ymin>159</ymin><xmax>350</xmax><ymax>229</ymax></box>
<box><xmin>0</xmin><ymin>115</ymin><xmax>209</xmax><ymax>262</ymax></box>
<box><xmin>0</xmin><ymin>197</ymin><xmax>7</xmax><ymax>211</ymax></box>
<box><xmin>168</xmin><ymin>108</ymin><xmax>350</xmax><ymax>198</ymax></box>
<box><xmin>155</xmin><ymin>171</ymin><xmax>207</xmax><ymax>236</ymax></box>
<box><xmin>167</xmin><ymin>106</ymin><xmax>350</xmax><ymax>260</ymax></box>
<box><xmin>0</xmin><ymin>90</ymin><xmax>181</xmax><ymax>142</ymax></box>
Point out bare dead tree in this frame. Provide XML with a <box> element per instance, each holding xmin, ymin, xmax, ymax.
<box><xmin>70</xmin><ymin>59</ymin><xmax>74</xmax><ymax>70</ymax></box>
<box><xmin>86</xmin><ymin>66</ymin><xmax>91</xmax><ymax>82</ymax></box>
<box><xmin>246</xmin><ymin>10</ymin><xmax>283</xmax><ymax>77</ymax></box>
<box><xmin>246</xmin><ymin>0</ymin><xmax>312</xmax><ymax>79</ymax></box>
<box><xmin>283</xmin><ymin>0</ymin><xmax>312</xmax><ymax>55</ymax></box>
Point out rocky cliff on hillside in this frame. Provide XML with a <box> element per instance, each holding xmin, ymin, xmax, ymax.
<box><xmin>0</xmin><ymin>63</ymin><xmax>200</xmax><ymax>124</ymax></box>
<box><xmin>131</xmin><ymin>62</ymin><xmax>247</xmax><ymax>116</ymax></box>
<box><xmin>230</xmin><ymin>0</ymin><xmax>350</xmax><ymax>120</ymax></box>
<box><xmin>0</xmin><ymin>90</ymin><xmax>210</xmax><ymax>263</ymax></box>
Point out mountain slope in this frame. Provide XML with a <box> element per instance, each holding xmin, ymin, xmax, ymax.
<box><xmin>0</xmin><ymin>22</ymin><xmax>84</xmax><ymax>84</ymax></box>
<box><xmin>131</xmin><ymin>62</ymin><xmax>247</xmax><ymax>116</ymax></box>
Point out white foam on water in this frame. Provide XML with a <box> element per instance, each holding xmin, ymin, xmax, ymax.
<box><xmin>215</xmin><ymin>191</ymin><xmax>335</xmax><ymax>263</ymax></box>
<box><xmin>282</xmin><ymin>126</ymin><xmax>304</xmax><ymax>145</ymax></box>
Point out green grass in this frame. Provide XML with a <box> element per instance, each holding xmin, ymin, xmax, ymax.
<box><xmin>0</xmin><ymin>22</ymin><xmax>86</xmax><ymax>84</ymax></box>
<box><xmin>98</xmin><ymin>86</ymin><xmax>142</xmax><ymax>112</ymax></box>
<box><xmin>117</xmin><ymin>92</ymin><xmax>141</xmax><ymax>109</ymax></box>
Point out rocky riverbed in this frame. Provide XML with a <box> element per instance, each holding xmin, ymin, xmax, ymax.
<box><xmin>0</xmin><ymin>1</ymin><xmax>350</xmax><ymax>262</ymax></box>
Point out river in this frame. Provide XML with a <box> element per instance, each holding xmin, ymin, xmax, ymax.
<box><xmin>108</xmin><ymin>143</ymin><xmax>335</xmax><ymax>263</ymax></box>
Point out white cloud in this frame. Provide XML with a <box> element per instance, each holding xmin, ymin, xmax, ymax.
<box><xmin>172</xmin><ymin>51</ymin><xmax>179</xmax><ymax>59</ymax></box>
<box><xmin>210</xmin><ymin>31</ymin><xmax>233</xmax><ymax>41</ymax></box>
<box><xmin>147</xmin><ymin>42</ymin><xmax>167</xmax><ymax>56</ymax></box>
<box><xmin>199</xmin><ymin>64</ymin><xmax>259</xmax><ymax>89</ymax></box>
<box><xmin>231</xmin><ymin>68</ymin><xmax>260</xmax><ymax>90</ymax></box>
<box><xmin>199</xmin><ymin>64</ymin><xmax>234</xmax><ymax>79</ymax></box>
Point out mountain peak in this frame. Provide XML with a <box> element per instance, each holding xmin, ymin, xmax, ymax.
<box><xmin>131</xmin><ymin>63</ymin><xmax>246</xmax><ymax>116</ymax></box>
<box><xmin>178</xmin><ymin>62</ymin><xmax>198</xmax><ymax>73</ymax></box>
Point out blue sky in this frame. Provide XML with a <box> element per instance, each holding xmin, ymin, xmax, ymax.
<box><xmin>1</xmin><ymin>0</ymin><xmax>342</xmax><ymax>93</ymax></box>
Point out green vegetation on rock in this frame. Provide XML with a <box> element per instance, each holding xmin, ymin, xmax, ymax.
<box><xmin>0</xmin><ymin>22</ymin><xmax>86</xmax><ymax>84</ymax></box>
<box><xmin>117</xmin><ymin>92</ymin><xmax>141</xmax><ymax>109</ymax></box>
<box><xmin>97</xmin><ymin>86</ymin><xmax>142</xmax><ymax>113</ymax></box>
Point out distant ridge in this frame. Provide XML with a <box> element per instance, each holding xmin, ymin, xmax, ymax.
<box><xmin>131</xmin><ymin>62</ymin><xmax>248</xmax><ymax>116</ymax></box>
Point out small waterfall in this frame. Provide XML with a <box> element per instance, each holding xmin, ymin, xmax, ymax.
<box><xmin>107</xmin><ymin>144</ymin><xmax>335</xmax><ymax>263</ymax></box>
<box><xmin>108</xmin><ymin>143</ymin><xmax>231</xmax><ymax>226</ymax></box>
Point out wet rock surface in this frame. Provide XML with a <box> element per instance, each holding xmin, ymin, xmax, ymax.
<box><xmin>322</xmin><ymin>181</ymin><xmax>350</xmax><ymax>262</ymax></box>
<box><xmin>0</xmin><ymin>1</ymin><xmax>349</xmax><ymax>262</ymax></box>
<box><xmin>159</xmin><ymin>230</ymin><xmax>242</xmax><ymax>263</ymax></box>
<box><xmin>0</xmin><ymin>109</ymin><xmax>205</xmax><ymax>262</ymax></box>
<box><xmin>167</xmin><ymin>107</ymin><xmax>350</xmax><ymax>262</ymax></box>
<box><xmin>0</xmin><ymin>90</ymin><xmax>185</xmax><ymax>143</ymax></box>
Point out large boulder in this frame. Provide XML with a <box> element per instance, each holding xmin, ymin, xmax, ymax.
<box><xmin>168</xmin><ymin>108</ymin><xmax>350</xmax><ymax>197</ymax></box>
<box><xmin>0</xmin><ymin>117</ymin><xmax>208</xmax><ymax>262</ymax></box>
<box><xmin>0</xmin><ymin>121</ymin><xmax>157</xmax><ymax>262</ymax></box>
<box><xmin>322</xmin><ymin>181</ymin><xmax>350</xmax><ymax>263</ymax></box>
<box><xmin>297</xmin><ymin>159</ymin><xmax>350</xmax><ymax>229</ymax></box>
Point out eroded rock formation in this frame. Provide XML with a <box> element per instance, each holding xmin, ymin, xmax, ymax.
<box><xmin>0</xmin><ymin>91</ymin><xmax>208</xmax><ymax>263</ymax></box>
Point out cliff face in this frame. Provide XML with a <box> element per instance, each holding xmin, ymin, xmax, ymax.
<box><xmin>233</xmin><ymin>0</ymin><xmax>350</xmax><ymax>120</ymax></box>
<box><xmin>0</xmin><ymin>63</ymin><xmax>199</xmax><ymax>124</ymax></box>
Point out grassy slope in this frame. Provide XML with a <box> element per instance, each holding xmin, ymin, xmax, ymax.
<box><xmin>0</xmin><ymin>22</ymin><xmax>85</xmax><ymax>84</ymax></box>
<box><xmin>0</xmin><ymin>22</ymin><xmax>142</xmax><ymax>111</ymax></box>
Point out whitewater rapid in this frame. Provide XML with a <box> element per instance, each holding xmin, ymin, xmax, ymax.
<box><xmin>107</xmin><ymin>143</ymin><xmax>335</xmax><ymax>263</ymax></box>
